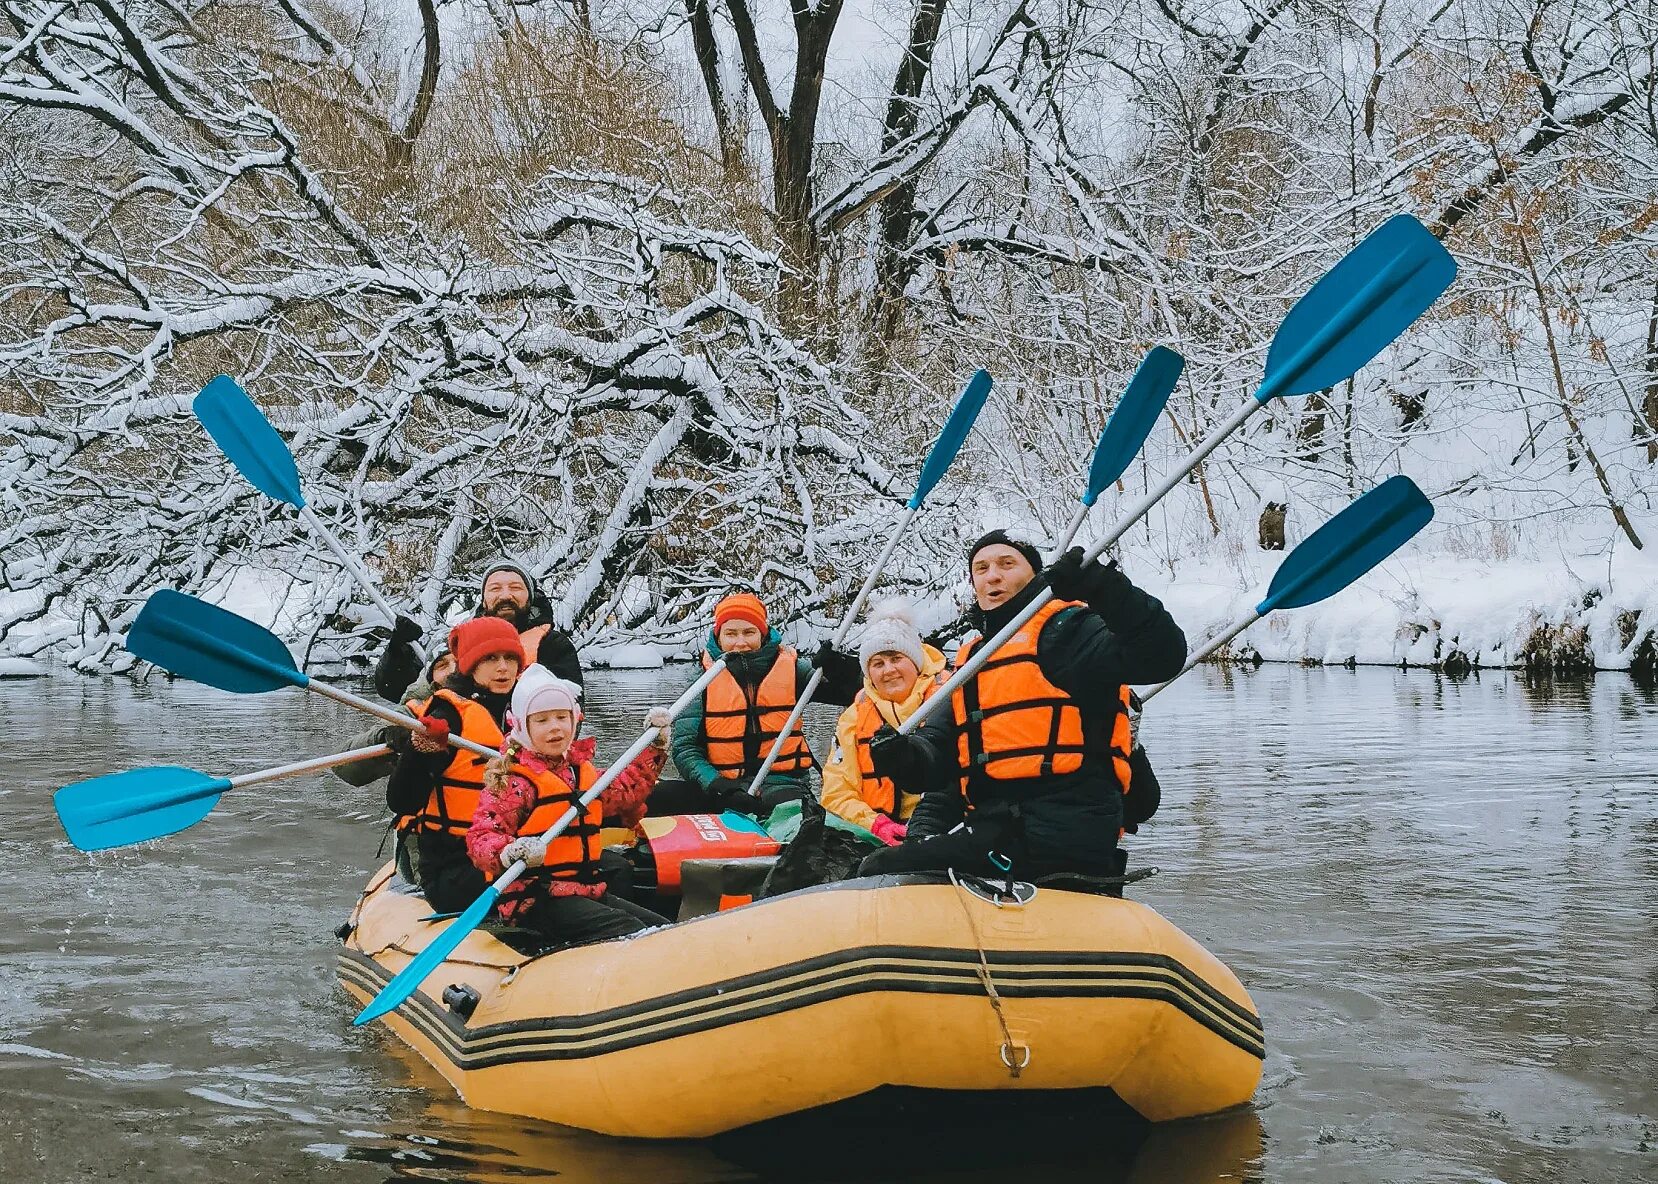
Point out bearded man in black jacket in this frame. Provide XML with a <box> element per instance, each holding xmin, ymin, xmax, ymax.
<box><xmin>373</xmin><ymin>559</ymin><xmax>582</xmax><ymax>702</ymax></box>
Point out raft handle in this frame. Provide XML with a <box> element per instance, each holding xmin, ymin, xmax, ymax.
<box><xmin>442</xmin><ymin>983</ymin><xmax>480</xmax><ymax>1021</ymax></box>
<box><xmin>1000</xmin><ymin>1041</ymin><xmax>1032</xmax><ymax>1073</ymax></box>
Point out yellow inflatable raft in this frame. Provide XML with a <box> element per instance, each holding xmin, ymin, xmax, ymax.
<box><xmin>337</xmin><ymin>867</ymin><xmax>1263</xmax><ymax>1138</ymax></box>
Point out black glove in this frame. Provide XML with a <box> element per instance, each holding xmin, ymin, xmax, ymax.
<box><xmin>716</xmin><ymin>781</ymin><xmax>763</xmax><ymax>817</ymax></box>
<box><xmin>811</xmin><ymin>639</ymin><xmax>863</xmax><ymax>688</ymax></box>
<box><xmin>390</xmin><ymin>614</ymin><xmax>423</xmax><ymax>644</ymax></box>
<box><xmin>868</xmin><ymin>724</ymin><xmax>929</xmax><ymax>790</ymax></box>
<box><xmin>374</xmin><ymin>628</ymin><xmax>424</xmax><ymax>702</ymax></box>
<box><xmin>1045</xmin><ymin>547</ymin><xmax>1134</xmax><ymax>613</ymax></box>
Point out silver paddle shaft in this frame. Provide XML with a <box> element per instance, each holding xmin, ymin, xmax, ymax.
<box><xmin>1049</xmin><ymin>500</ymin><xmax>1093</xmax><ymax>560</ymax></box>
<box><xmin>299</xmin><ymin>504</ymin><xmax>426</xmax><ymax>662</ymax></box>
<box><xmin>741</xmin><ymin>505</ymin><xmax>918</xmax><ymax>795</ymax></box>
<box><xmin>1138</xmin><ymin>609</ymin><xmax>1263</xmax><ymax>703</ymax></box>
<box><xmin>901</xmin><ymin>396</ymin><xmax>1264</xmax><ymax>736</ymax></box>
<box><xmin>307</xmin><ymin>680</ymin><xmax>499</xmax><ymax>758</ymax></box>
<box><xmin>519</xmin><ymin>657</ymin><xmax>731</xmax><ymax>867</ymax></box>
<box><xmin>226</xmin><ymin>744</ymin><xmax>390</xmax><ymax>790</ymax></box>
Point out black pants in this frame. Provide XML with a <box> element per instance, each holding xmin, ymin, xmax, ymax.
<box><xmin>858</xmin><ymin>814</ymin><xmax>1124</xmax><ymax>883</ymax></box>
<box><xmin>596</xmin><ymin>847</ymin><xmax>645</xmax><ymax>903</ymax></box>
<box><xmin>858</xmin><ymin>825</ymin><xmax>1013</xmax><ymax>879</ymax></box>
<box><xmin>417</xmin><ymin>836</ymin><xmax>488</xmax><ymax>914</ymax></box>
<box><xmin>514</xmin><ymin>891</ymin><xmax>669</xmax><ymax>948</ymax></box>
<box><xmin>644</xmin><ymin>777</ymin><xmax>728</xmax><ymax>816</ymax></box>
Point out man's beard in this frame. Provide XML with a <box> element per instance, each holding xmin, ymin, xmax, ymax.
<box><xmin>487</xmin><ymin>599</ymin><xmax>526</xmax><ymax>623</ymax></box>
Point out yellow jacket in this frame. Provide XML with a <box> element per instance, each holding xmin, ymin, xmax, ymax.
<box><xmin>820</xmin><ymin>643</ymin><xmax>948</xmax><ymax>831</ymax></box>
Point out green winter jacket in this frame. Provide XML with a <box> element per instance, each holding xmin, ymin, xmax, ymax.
<box><xmin>669</xmin><ymin>629</ymin><xmax>855</xmax><ymax>800</ymax></box>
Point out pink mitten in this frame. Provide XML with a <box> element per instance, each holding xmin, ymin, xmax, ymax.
<box><xmin>871</xmin><ymin>815</ymin><xmax>908</xmax><ymax>846</ymax></box>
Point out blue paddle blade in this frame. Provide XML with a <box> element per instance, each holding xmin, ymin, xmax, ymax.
<box><xmin>354</xmin><ymin>883</ymin><xmax>504</xmax><ymax>1025</ymax></box>
<box><xmin>54</xmin><ymin>766</ymin><xmax>232</xmax><ymax>851</ymax></box>
<box><xmin>1257</xmin><ymin>216</ymin><xmax>1456</xmax><ymax>404</ymax></box>
<box><xmin>127</xmin><ymin>589</ymin><xmax>307</xmax><ymax>694</ymax></box>
<box><xmin>194</xmin><ymin>376</ymin><xmax>307</xmax><ymax>508</ymax></box>
<box><xmin>1084</xmin><ymin>347</ymin><xmax>1183</xmax><ymax>504</ymax></box>
<box><xmin>908</xmin><ymin>369</ymin><xmax>993</xmax><ymax>509</ymax></box>
<box><xmin>1257</xmin><ymin>476</ymin><xmax>1433</xmax><ymax>614</ymax></box>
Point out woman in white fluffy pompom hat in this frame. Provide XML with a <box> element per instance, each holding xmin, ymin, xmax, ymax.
<box><xmin>819</xmin><ymin>600</ymin><xmax>949</xmax><ymax>844</ymax></box>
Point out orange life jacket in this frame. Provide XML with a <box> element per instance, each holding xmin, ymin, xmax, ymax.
<box><xmin>951</xmin><ymin>599</ymin><xmax>1133</xmax><ymax>796</ymax></box>
<box><xmin>513</xmin><ymin>757</ymin><xmax>605</xmax><ymax>883</ymax></box>
<box><xmin>518</xmin><ymin>622</ymin><xmax>549</xmax><ymax>664</ymax></box>
<box><xmin>700</xmin><ymin>648</ymin><xmax>813</xmax><ymax>780</ymax></box>
<box><xmin>412</xmin><ymin>689</ymin><xmax>503</xmax><ymax>837</ymax></box>
<box><xmin>851</xmin><ymin>675</ymin><xmax>945</xmax><ymax>816</ymax></box>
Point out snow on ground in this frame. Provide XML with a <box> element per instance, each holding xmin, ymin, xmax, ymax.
<box><xmin>1141</xmin><ymin>545</ymin><xmax>1658</xmax><ymax>671</ymax></box>
<box><xmin>5</xmin><ymin>549</ymin><xmax>1653</xmax><ymax>675</ymax></box>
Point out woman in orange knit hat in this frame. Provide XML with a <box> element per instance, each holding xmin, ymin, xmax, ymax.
<box><xmin>658</xmin><ymin>591</ymin><xmax>863</xmax><ymax>817</ymax></box>
<box><xmin>384</xmin><ymin>616</ymin><xmax>526</xmax><ymax>911</ymax></box>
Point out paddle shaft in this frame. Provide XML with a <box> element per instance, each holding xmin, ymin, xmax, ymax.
<box><xmin>228</xmin><ymin>744</ymin><xmax>391</xmax><ymax>788</ymax></box>
<box><xmin>297</xmin><ymin>505</ymin><xmax>424</xmax><ymax>659</ymax></box>
<box><xmin>1138</xmin><ymin>611</ymin><xmax>1261</xmax><ymax>703</ymax></box>
<box><xmin>741</xmin><ymin>505</ymin><xmax>918</xmax><ymax>795</ymax></box>
<box><xmin>901</xmin><ymin>396</ymin><xmax>1262</xmax><ymax>736</ymax></box>
<box><xmin>353</xmin><ymin>654</ymin><xmax>715</xmax><ymax>1028</ymax></box>
<box><xmin>306</xmin><ymin>679</ymin><xmax>497</xmax><ymax>759</ymax></box>
<box><xmin>1051</xmin><ymin>500</ymin><xmax>1092</xmax><ymax>560</ymax></box>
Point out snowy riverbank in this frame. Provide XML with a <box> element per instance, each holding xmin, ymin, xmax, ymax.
<box><xmin>3</xmin><ymin>549</ymin><xmax>1654</xmax><ymax>678</ymax></box>
<box><xmin>1145</xmin><ymin>547</ymin><xmax>1658</xmax><ymax>675</ymax></box>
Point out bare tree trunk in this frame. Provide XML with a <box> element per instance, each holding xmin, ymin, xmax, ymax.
<box><xmin>387</xmin><ymin>0</ymin><xmax>441</xmax><ymax>171</ymax></box>
<box><xmin>686</xmin><ymin>0</ymin><xmax>739</xmax><ymax>172</ymax></box>
<box><xmin>1645</xmin><ymin>276</ymin><xmax>1658</xmax><ymax>463</ymax></box>
<box><xmin>1511</xmin><ymin>204</ymin><xmax>1644</xmax><ymax>550</ymax></box>
<box><xmin>726</xmin><ymin>0</ymin><xmax>845</xmax><ymax>311</ymax></box>
<box><xmin>873</xmin><ymin>0</ymin><xmax>949</xmax><ymax>330</ymax></box>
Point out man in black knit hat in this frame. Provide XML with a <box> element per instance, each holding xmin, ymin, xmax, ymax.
<box><xmin>372</xmin><ymin>559</ymin><xmax>583</xmax><ymax>703</ymax></box>
<box><xmin>859</xmin><ymin>530</ymin><xmax>1185</xmax><ymax>882</ymax></box>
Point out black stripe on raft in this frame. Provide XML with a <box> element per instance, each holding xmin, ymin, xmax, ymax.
<box><xmin>337</xmin><ymin>945</ymin><xmax>1265</xmax><ymax>1066</ymax></box>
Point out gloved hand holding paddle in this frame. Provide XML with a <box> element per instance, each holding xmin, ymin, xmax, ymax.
<box><xmin>1045</xmin><ymin>548</ymin><xmax>1134</xmax><ymax>615</ymax></box>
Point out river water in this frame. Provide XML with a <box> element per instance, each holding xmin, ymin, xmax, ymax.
<box><xmin>2</xmin><ymin>664</ymin><xmax>1654</xmax><ymax>1182</ymax></box>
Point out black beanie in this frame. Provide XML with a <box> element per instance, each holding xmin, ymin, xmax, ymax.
<box><xmin>967</xmin><ymin>529</ymin><xmax>1044</xmax><ymax>574</ymax></box>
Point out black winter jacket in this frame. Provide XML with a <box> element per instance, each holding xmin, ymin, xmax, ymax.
<box><xmin>901</xmin><ymin>573</ymin><xmax>1185</xmax><ymax>873</ymax></box>
<box><xmin>384</xmin><ymin>674</ymin><xmax>511</xmax><ymax>910</ymax></box>
<box><xmin>372</xmin><ymin>589</ymin><xmax>583</xmax><ymax>702</ymax></box>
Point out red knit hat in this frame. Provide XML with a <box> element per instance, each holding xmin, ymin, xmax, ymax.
<box><xmin>713</xmin><ymin>592</ymin><xmax>768</xmax><ymax>635</ymax></box>
<box><xmin>448</xmin><ymin>617</ymin><xmax>525</xmax><ymax>676</ymax></box>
